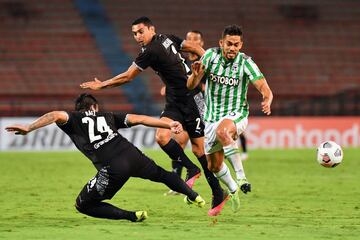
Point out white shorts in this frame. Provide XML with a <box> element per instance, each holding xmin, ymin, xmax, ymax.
<box><xmin>204</xmin><ymin>112</ymin><xmax>248</xmax><ymax>155</ymax></box>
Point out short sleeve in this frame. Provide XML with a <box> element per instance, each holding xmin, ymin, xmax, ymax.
<box><xmin>56</xmin><ymin>111</ymin><xmax>73</xmax><ymax>133</ymax></box>
<box><xmin>200</xmin><ymin>48</ymin><xmax>213</xmax><ymax>72</ymax></box>
<box><xmin>243</xmin><ymin>56</ymin><xmax>264</xmax><ymax>82</ymax></box>
<box><xmin>113</xmin><ymin>113</ymin><xmax>130</xmax><ymax>129</ymax></box>
<box><xmin>134</xmin><ymin>48</ymin><xmax>155</xmax><ymax>71</ymax></box>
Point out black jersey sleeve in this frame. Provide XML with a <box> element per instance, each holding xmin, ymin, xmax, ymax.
<box><xmin>167</xmin><ymin>34</ymin><xmax>184</xmax><ymax>50</ymax></box>
<box><xmin>113</xmin><ymin>112</ymin><xmax>130</xmax><ymax>129</ymax></box>
<box><xmin>56</xmin><ymin>111</ymin><xmax>75</xmax><ymax>133</ymax></box>
<box><xmin>134</xmin><ymin>47</ymin><xmax>156</xmax><ymax>70</ymax></box>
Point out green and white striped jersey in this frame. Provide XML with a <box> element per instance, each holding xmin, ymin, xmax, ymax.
<box><xmin>201</xmin><ymin>47</ymin><xmax>264</xmax><ymax>122</ymax></box>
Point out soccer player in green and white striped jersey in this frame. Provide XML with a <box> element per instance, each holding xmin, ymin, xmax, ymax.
<box><xmin>187</xmin><ymin>25</ymin><xmax>273</xmax><ymax>213</ymax></box>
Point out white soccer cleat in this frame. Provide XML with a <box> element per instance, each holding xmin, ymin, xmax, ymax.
<box><xmin>229</xmin><ymin>189</ymin><xmax>240</xmax><ymax>212</ymax></box>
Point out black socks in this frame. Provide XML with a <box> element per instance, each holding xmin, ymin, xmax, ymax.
<box><xmin>161</xmin><ymin>139</ymin><xmax>199</xmax><ymax>170</ymax></box>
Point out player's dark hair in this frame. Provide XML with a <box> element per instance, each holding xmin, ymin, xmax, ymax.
<box><xmin>75</xmin><ymin>93</ymin><xmax>98</xmax><ymax>112</ymax></box>
<box><xmin>132</xmin><ymin>16</ymin><xmax>154</xmax><ymax>27</ymax></box>
<box><xmin>222</xmin><ymin>25</ymin><xmax>243</xmax><ymax>39</ymax></box>
<box><xmin>188</xmin><ymin>30</ymin><xmax>203</xmax><ymax>38</ymax></box>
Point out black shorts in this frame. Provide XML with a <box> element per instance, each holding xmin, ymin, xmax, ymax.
<box><xmin>161</xmin><ymin>97</ymin><xmax>204</xmax><ymax>138</ymax></box>
<box><xmin>77</xmin><ymin>146</ymin><xmax>165</xmax><ymax>203</ymax></box>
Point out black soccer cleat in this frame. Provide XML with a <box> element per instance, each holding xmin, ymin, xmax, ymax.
<box><xmin>237</xmin><ymin>179</ymin><xmax>251</xmax><ymax>194</ymax></box>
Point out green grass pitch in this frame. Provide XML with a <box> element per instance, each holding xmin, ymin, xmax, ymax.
<box><xmin>0</xmin><ymin>149</ymin><xmax>359</xmax><ymax>240</ymax></box>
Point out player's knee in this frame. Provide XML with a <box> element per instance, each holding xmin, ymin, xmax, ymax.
<box><xmin>215</xmin><ymin>128</ymin><xmax>226</xmax><ymax>141</ymax></box>
<box><xmin>75</xmin><ymin>194</ymin><xmax>95</xmax><ymax>213</ymax></box>
<box><xmin>75</xmin><ymin>203</ymin><xmax>82</xmax><ymax>213</ymax></box>
<box><xmin>75</xmin><ymin>196</ymin><xmax>86</xmax><ymax>212</ymax></box>
<box><xmin>155</xmin><ymin>129</ymin><xmax>171</xmax><ymax>146</ymax></box>
<box><xmin>216</xmin><ymin>128</ymin><xmax>231</xmax><ymax>144</ymax></box>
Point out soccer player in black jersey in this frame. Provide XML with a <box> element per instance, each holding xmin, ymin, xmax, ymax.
<box><xmin>161</xmin><ymin>30</ymin><xmax>219</xmax><ymax>197</ymax></box>
<box><xmin>80</xmin><ymin>17</ymin><xmax>228</xmax><ymax>216</ymax></box>
<box><xmin>160</xmin><ymin>30</ymin><xmax>206</xmax><ymax>192</ymax></box>
<box><xmin>5</xmin><ymin>94</ymin><xmax>206</xmax><ymax>222</ymax></box>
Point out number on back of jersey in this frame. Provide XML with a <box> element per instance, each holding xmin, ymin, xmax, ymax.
<box><xmin>82</xmin><ymin>117</ymin><xmax>114</xmax><ymax>143</ymax></box>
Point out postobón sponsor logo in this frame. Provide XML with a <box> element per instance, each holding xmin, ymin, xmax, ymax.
<box><xmin>210</xmin><ymin>74</ymin><xmax>239</xmax><ymax>86</ymax></box>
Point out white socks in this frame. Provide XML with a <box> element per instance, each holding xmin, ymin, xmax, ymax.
<box><xmin>214</xmin><ymin>163</ymin><xmax>237</xmax><ymax>193</ymax></box>
<box><xmin>223</xmin><ymin>142</ymin><xmax>246</xmax><ymax>180</ymax></box>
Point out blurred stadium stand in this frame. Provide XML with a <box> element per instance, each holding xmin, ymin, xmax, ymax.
<box><xmin>0</xmin><ymin>0</ymin><xmax>359</xmax><ymax>116</ymax></box>
<box><xmin>74</xmin><ymin>0</ymin><xmax>156</xmax><ymax>114</ymax></box>
<box><xmin>0</xmin><ymin>0</ymin><xmax>134</xmax><ymax>116</ymax></box>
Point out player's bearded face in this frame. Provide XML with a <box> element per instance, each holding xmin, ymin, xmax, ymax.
<box><xmin>132</xmin><ymin>24</ymin><xmax>155</xmax><ymax>47</ymax></box>
<box><xmin>220</xmin><ymin>35</ymin><xmax>243</xmax><ymax>60</ymax></box>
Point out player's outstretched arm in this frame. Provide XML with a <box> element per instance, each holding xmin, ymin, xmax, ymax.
<box><xmin>80</xmin><ymin>64</ymin><xmax>141</xmax><ymax>90</ymax></box>
<box><xmin>253</xmin><ymin>78</ymin><xmax>273</xmax><ymax>115</ymax></box>
<box><xmin>5</xmin><ymin>111</ymin><xmax>69</xmax><ymax>135</ymax></box>
<box><xmin>181</xmin><ymin>40</ymin><xmax>205</xmax><ymax>57</ymax></box>
<box><xmin>126</xmin><ymin>114</ymin><xmax>183</xmax><ymax>134</ymax></box>
<box><xmin>187</xmin><ymin>61</ymin><xmax>205</xmax><ymax>90</ymax></box>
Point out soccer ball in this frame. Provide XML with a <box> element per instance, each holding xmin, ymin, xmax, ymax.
<box><xmin>316</xmin><ymin>141</ymin><xmax>343</xmax><ymax>168</ymax></box>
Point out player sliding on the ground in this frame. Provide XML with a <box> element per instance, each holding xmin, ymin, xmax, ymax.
<box><xmin>5</xmin><ymin>93</ymin><xmax>205</xmax><ymax>222</ymax></box>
